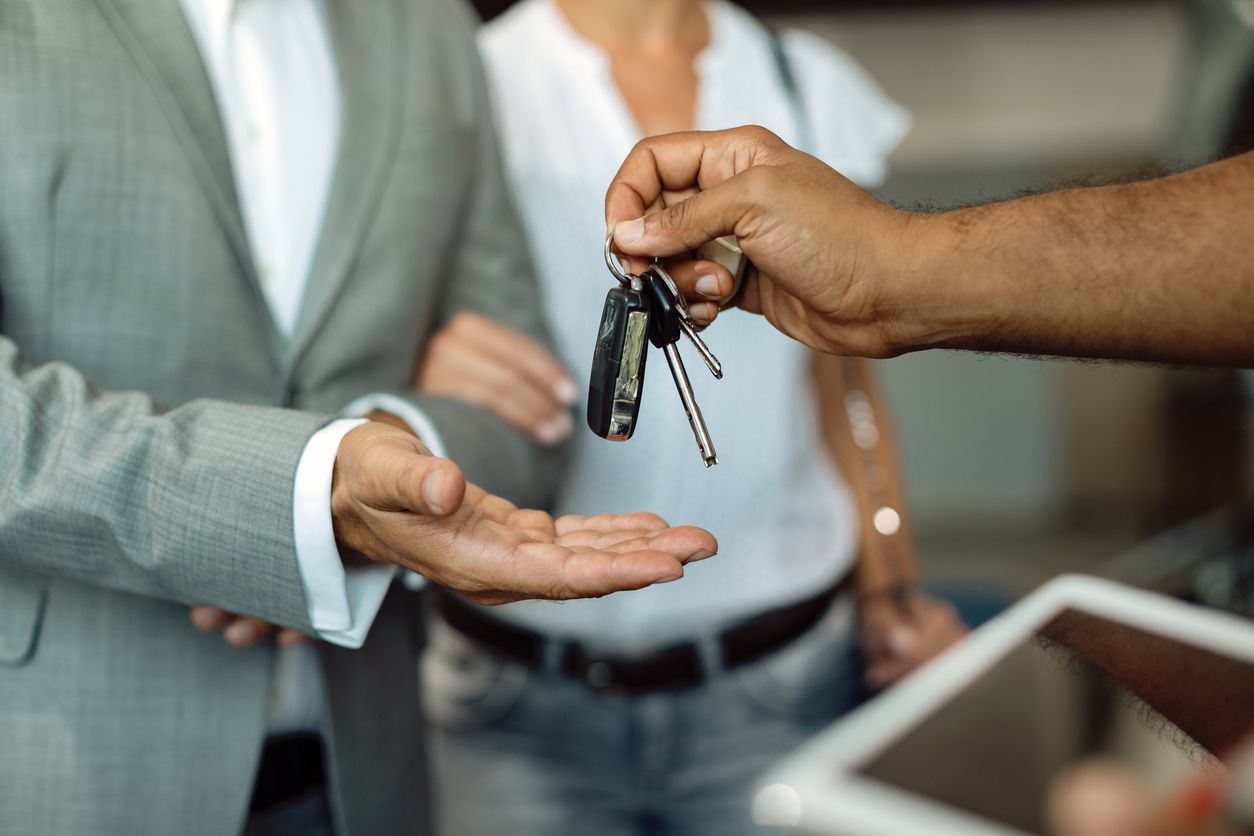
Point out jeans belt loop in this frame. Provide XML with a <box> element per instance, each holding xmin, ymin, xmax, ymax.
<box><xmin>540</xmin><ymin>637</ymin><xmax>566</xmax><ymax>675</ymax></box>
<box><xmin>694</xmin><ymin>633</ymin><xmax>726</xmax><ymax>680</ymax></box>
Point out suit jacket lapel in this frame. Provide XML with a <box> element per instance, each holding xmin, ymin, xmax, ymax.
<box><xmin>92</xmin><ymin>0</ymin><xmax>263</xmax><ymax>307</ymax></box>
<box><xmin>285</xmin><ymin>0</ymin><xmax>404</xmax><ymax>373</ymax></box>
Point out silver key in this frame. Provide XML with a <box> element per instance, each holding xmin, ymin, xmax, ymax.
<box><xmin>641</xmin><ymin>265</ymin><xmax>720</xmax><ymax>467</ymax></box>
<box><xmin>661</xmin><ymin>341</ymin><xmax>718</xmax><ymax>467</ymax></box>
<box><xmin>649</xmin><ymin>263</ymin><xmax>722</xmax><ymax>379</ymax></box>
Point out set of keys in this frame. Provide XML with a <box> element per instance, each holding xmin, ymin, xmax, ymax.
<box><xmin>587</xmin><ymin>233</ymin><xmax>723</xmax><ymax>467</ymax></box>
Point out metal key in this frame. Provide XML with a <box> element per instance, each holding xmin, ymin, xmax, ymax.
<box><xmin>641</xmin><ymin>265</ymin><xmax>720</xmax><ymax>467</ymax></box>
<box><xmin>647</xmin><ymin>263</ymin><xmax>722</xmax><ymax>379</ymax></box>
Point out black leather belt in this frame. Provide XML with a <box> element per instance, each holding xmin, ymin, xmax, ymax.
<box><xmin>431</xmin><ymin>575</ymin><xmax>851</xmax><ymax>695</ymax></box>
<box><xmin>249</xmin><ymin>733</ymin><xmax>326</xmax><ymax>814</ymax></box>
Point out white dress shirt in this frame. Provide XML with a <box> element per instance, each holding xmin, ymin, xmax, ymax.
<box><xmin>178</xmin><ymin>0</ymin><xmax>442</xmax><ymax>730</ymax></box>
<box><xmin>479</xmin><ymin>0</ymin><xmax>910</xmax><ymax>651</ymax></box>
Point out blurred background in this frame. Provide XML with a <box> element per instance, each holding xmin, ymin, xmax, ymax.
<box><xmin>478</xmin><ymin>0</ymin><xmax>1254</xmax><ymax>610</ymax></box>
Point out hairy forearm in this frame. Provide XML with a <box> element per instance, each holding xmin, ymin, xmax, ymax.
<box><xmin>896</xmin><ymin>152</ymin><xmax>1254</xmax><ymax>366</ymax></box>
<box><xmin>1042</xmin><ymin>611</ymin><xmax>1254</xmax><ymax>758</ymax></box>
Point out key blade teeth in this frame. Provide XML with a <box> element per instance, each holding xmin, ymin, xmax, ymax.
<box><xmin>661</xmin><ymin>342</ymin><xmax>720</xmax><ymax>468</ymax></box>
<box><xmin>678</xmin><ymin>319</ymin><xmax>723</xmax><ymax>379</ymax></box>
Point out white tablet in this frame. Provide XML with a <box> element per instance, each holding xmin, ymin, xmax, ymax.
<box><xmin>753</xmin><ymin>575</ymin><xmax>1254</xmax><ymax>836</ymax></box>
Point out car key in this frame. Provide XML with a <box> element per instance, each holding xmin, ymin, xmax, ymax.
<box><xmin>643</xmin><ymin>263</ymin><xmax>722</xmax><ymax>379</ymax></box>
<box><xmin>587</xmin><ymin>274</ymin><xmax>652</xmax><ymax>441</ymax></box>
<box><xmin>641</xmin><ymin>264</ymin><xmax>720</xmax><ymax>467</ymax></box>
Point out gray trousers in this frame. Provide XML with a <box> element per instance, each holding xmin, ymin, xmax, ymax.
<box><xmin>421</xmin><ymin>596</ymin><xmax>863</xmax><ymax>836</ymax></box>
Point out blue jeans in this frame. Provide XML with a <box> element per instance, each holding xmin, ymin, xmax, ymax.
<box><xmin>421</xmin><ymin>594</ymin><xmax>863</xmax><ymax>836</ymax></box>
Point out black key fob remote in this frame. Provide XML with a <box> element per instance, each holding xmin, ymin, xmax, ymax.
<box><xmin>587</xmin><ymin>284</ymin><xmax>651</xmax><ymax>441</ymax></box>
<box><xmin>641</xmin><ymin>267</ymin><xmax>681</xmax><ymax>349</ymax></box>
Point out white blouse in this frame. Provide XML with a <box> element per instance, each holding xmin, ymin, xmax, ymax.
<box><xmin>479</xmin><ymin>0</ymin><xmax>910</xmax><ymax>651</ymax></box>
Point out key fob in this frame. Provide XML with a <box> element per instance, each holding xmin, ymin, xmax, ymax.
<box><xmin>641</xmin><ymin>267</ymin><xmax>681</xmax><ymax>349</ymax></box>
<box><xmin>587</xmin><ymin>284</ymin><xmax>651</xmax><ymax>441</ymax></box>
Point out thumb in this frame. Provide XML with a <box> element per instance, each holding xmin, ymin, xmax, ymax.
<box><xmin>368</xmin><ymin>444</ymin><xmax>467</xmax><ymax>518</ymax></box>
<box><xmin>613</xmin><ymin>171</ymin><xmax>759</xmax><ymax>258</ymax></box>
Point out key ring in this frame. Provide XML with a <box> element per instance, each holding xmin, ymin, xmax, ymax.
<box><xmin>604</xmin><ymin>229</ymin><xmax>634</xmax><ymax>287</ymax></box>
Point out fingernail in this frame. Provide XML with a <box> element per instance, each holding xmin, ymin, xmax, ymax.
<box><xmin>225</xmin><ymin>622</ymin><xmax>258</xmax><ymax>645</ymax></box>
<box><xmin>888</xmin><ymin>628</ymin><xmax>917</xmax><ymax>656</ymax></box>
<box><xmin>615</xmin><ymin>218</ymin><xmax>644</xmax><ymax>245</ymax></box>
<box><xmin>654</xmin><ymin>570</ymin><xmax>684</xmax><ymax>584</ymax></box>
<box><xmin>691</xmin><ymin>549</ymin><xmax>717</xmax><ymax>562</ymax></box>
<box><xmin>424</xmin><ymin>469</ymin><xmax>450</xmax><ymax>515</ymax></box>
<box><xmin>537</xmin><ymin>414</ymin><xmax>573</xmax><ymax>446</ymax></box>
<box><xmin>689</xmin><ymin>302</ymin><xmax>717</xmax><ymax>324</ymax></box>
<box><xmin>694</xmin><ymin>274</ymin><xmax>723</xmax><ymax>299</ymax></box>
<box><xmin>553</xmin><ymin>378</ymin><xmax>578</xmax><ymax>406</ymax></box>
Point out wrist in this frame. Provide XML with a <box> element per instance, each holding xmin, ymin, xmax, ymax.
<box><xmin>863</xmin><ymin>208</ymin><xmax>967</xmax><ymax>355</ymax></box>
<box><xmin>329</xmin><ymin>427</ymin><xmax>374</xmax><ymax>559</ymax></box>
<box><xmin>884</xmin><ymin>208</ymin><xmax>1003</xmax><ymax>355</ymax></box>
<box><xmin>365</xmin><ymin>409</ymin><xmax>414</xmax><ymax>434</ymax></box>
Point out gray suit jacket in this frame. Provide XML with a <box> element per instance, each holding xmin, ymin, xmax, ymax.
<box><xmin>0</xmin><ymin>0</ymin><xmax>559</xmax><ymax>833</ymax></box>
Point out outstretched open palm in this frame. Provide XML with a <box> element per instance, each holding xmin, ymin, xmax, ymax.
<box><xmin>193</xmin><ymin>423</ymin><xmax>717</xmax><ymax>647</ymax></box>
<box><xmin>332</xmin><ymin>422</ymin><xmax>718</xmax><ymax>605</ymax></box>
<box><xmin>377</xmin><ymin>481</ymin><xmax>717</xmax><ymax>605</ymax></box>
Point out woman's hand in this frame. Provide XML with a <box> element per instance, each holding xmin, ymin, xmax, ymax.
<box><xmin>858</xmin><ymin>590</ymin><xmax>967</xmax><ymax>690</ymax></box>
<box><xmin>416</xmin><ymin>311</ymin><xmax>578</xmax><ymax>446</ymax></box>
<box><xmin>189</xmin><ymin>607</ymin><xmax>310</xmax><ymax>648</ymax></box>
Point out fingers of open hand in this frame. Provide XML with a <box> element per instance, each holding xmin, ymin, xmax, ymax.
<box><xmin>457</xmin><ymin>541</ymin><xmax>686</xmax><ymax>605</ymax></box>
<box><xmin>554</xmin><ymin>512</ymin><xmax>669</xmax><ymax>536</ymax></box>
<box><xmin>506</xmin><ymin>523</ymin><xmax>718</xmax><ymax>600</ymax></box>
<box><xmin>555</xmin><ymin>526</ymin><xmax>684</xmax><ymax>551</ymax></box>
<box><xmin>429</xmin><ymin>508</ymin><xmax>716</xmax><ymax>605</ymax></box>
<box><xmin>557</xmin><ymin>524</ymin><xmax>718</xmax><ymax>563</ymax></box>
<box><xmin>545</xmin><ymin>547</ymin><xmax>688</xmax><ymax>598</ymax></box>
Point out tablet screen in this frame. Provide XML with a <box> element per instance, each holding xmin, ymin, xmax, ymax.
<box><xmin>855</xmin><ymin>609</ymin><xmax>1252</xmax><ymax>833</ymax></box>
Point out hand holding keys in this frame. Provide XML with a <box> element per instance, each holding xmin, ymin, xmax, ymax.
<box><xmin>587</xmin><ymin>233</ymin><xmax>723</xmax><ymax>467</ymax></box>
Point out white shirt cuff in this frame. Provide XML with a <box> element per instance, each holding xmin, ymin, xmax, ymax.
<box><xmin>292</xmin><ymin>417</ymin><xmax>396</xmax><ymax>649</ymax></box>
<box><xmin>341</xmin><ymin>392</ymin><xmax>448</xmax><ymax>457</ymax></box>
<box><xmin>341</xmin><ymin>393</ymin><xmax>450</xmax><ymax>592</ymax></box>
